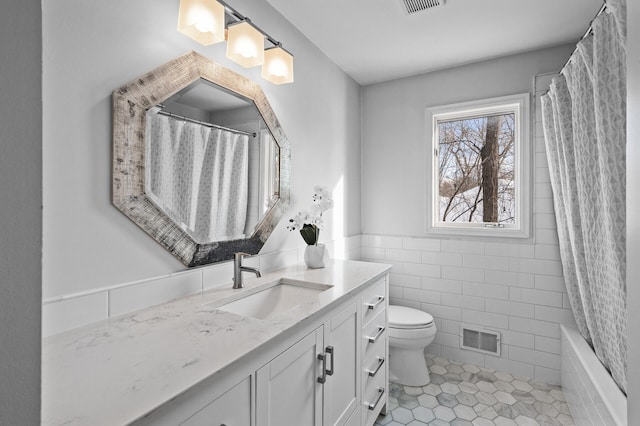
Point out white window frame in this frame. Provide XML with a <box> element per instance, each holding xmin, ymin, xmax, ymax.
<box><xmin>425</xmin><ymin>93</ymin><xmax>531</xmax><ymax>239</ymax></box>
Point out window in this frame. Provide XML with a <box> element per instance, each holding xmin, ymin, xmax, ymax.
<box><xmin>426</xmin><ymin>93</ymin><xmax>531</xmax><ymax>238</ymax></box>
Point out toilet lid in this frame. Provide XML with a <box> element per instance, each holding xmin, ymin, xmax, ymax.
<box><xmin>388</xmin><ymin>305</ymin><xmax>434</xmax><ymax>328</ymax></box>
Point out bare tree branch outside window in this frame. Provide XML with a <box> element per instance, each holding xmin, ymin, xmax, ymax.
<box><xmin>438</xmin><ymin>113</ymin><xmax>515</xmax><ymax>224</ymax></box>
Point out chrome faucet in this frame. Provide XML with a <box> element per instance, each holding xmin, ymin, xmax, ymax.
<box><xmin>233</xmin><ymin>252</ymin><xmax>261</xmax><ymax>289</ymax></box>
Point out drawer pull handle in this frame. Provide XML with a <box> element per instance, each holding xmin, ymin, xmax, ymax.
<box><xmin>366</xmin><ymin>326</ymin><xmax>385</xmax><ymax>343</ymax></box>
<box><xmin>326</xmin><ymin>346</ymin><xmax>335</xmax><ymax>376</ymax></box>
<box><xmin>367</xmin><ymin>357</ymin><xmax>385</xmax><ymax>377</ymax></box>
<box><xmin>317</xmin><ymin>352</ymin><xmax>327</xmax><ymax>384</ymax></box>
<box><xmin>365</xmin><ymin>296</ymin><xmax>385</xmax><ymax>310</ymax></box>
<box><xmin>367</xmin><ymin>387</ymin><xmax>385</xmax><ymax>410</ymax></box>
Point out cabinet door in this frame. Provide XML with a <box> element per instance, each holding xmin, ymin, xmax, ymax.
<box><xmin>324</xmin><ymin>301</ymin><xmax>359</xmax><ymax>426</ymax></box>
<box><xmin>181</xmin><ymin>377</ymin><xmax>251</xmax><ymax>426</ymax></box>
<box><xmin>256</xmin><ymin>326</ymin><xmax>324</xmax><ymax>426</ymax></box>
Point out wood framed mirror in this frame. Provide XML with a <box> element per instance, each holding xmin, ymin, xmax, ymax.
<box><xmin>112</xmin><ymin>51</ymin><xmax>290</xmax><ymax>267</ymax></box>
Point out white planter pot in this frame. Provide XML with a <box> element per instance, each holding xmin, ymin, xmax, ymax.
<box><xmin>304</xmin><ymin>244</ymin><xmax>330</xmax><ymax>269</ymax></box>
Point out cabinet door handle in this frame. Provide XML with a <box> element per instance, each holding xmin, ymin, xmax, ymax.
<box><xmin>365</xmin><ymin>296</ymin><xmax>385</xmax><ymax>310</ymax></box>
<box><xmin>367</xmin><ymin>356</ymin><xmax>385</xmax><ymax>377</ymax></box>
<box><xmin>317</xmin><ymin>352</ymin><xmax>327</xmax><ymax>384</ymax></box>
<box><xmin>367</xmin><ymin>387</ymin><xmax>385</xmax><ymax>410</ymax></box>
<box><xmin>366</xmin><ymin>326</ymin><xmax>386</xmax><ymax>343</ymax></box>
<box><xmin>326</xmin><ymin>346</ymin><xmax>335</xmax><ymax>376</ymax></box>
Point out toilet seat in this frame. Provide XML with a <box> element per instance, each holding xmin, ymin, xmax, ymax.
<box><xmin>389</xmin><ymin>305</ymin><xmax>434</xmax><ymax>329</ymax></box>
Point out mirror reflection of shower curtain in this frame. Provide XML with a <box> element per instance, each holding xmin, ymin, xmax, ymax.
<box><xmin>146</xmin><ymin>114</ymin><xmax>249</xmax><ymax>243</ymax></box>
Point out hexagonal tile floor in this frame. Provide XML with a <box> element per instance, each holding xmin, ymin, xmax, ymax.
<box><xmin>375</xmin><ymin>353</ymin><xmax>574</xmax><ymax>426</ymax></box>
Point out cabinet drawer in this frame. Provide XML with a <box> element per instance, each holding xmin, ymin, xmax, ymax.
<box><xmin>362</xmin><ymin>344</ymin><xmax>386</xmax><ymax>396</ymax></box>
<box><xmin>362</xmin><ymin>308</ymin><xmax>386</xmax><ymax>360</ymax></box>
<box><xmin>361</xmin><ymin>278</ymin><xmax>387</xmax><ymax>327</ymax></box>
<box><xmin>181</xmin><ymin>376</ymin><xmax>251</xmax><ymax>426</ymax></box>
<box><xmin>361</xmin><ymin>362</ymin><xmax>387</xmax><ymax>426</ymax></box>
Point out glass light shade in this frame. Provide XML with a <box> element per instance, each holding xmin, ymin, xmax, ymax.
<box><xmin>177</xmin><ymin>0</ymin><xmax>225</xmax><ymax>46</ymax></box>
<box><xmin>262</xmin><ymin>46</ymin><xmax>294</xmax><ymax>84</ymax></box>
<box><xmin>226</xmin><ymin>21</ymin><xmax>264</xmax><ymax>68</ymax></box>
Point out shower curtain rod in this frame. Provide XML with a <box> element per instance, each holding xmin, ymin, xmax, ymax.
<box><xmin>542</xmin><ymin>2</ymin><xmax>607</xmax><ymax>96</ymax></box>
<box><xmin>155</xmin><ymin>109</ymin><xmax>257</xmax><ymax>138</ymax></box>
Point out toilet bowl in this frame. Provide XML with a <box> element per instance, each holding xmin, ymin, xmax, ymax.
<box><xmin>388</xmin><ymin>305</ymin><xmax>437</xmax><ymax>386</ymax></box>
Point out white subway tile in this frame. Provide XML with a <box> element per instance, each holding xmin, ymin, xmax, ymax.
<box><xmin>563</xmin><ymin>293</ymin><xmax>572</xmax><ymax>309</ymax></box>
<box><xmin>484</xmin><ymin>355</ymin><xmax>534</xmax><ymax>380</ymax></box>
<box><xmin>535</xmin><ymin>228</ymin><xmax>560</xmax><ymax>245</ymax></box>
<box><xmin>441</xmin><ymin>319</ymin><xmax>461</xmax><ymax>335</ymax></box>
<box><xmin>535</xmin><ymin>198</ymin><xmax>556</xmax><ymax>215</ymax></box>
<box><xmin>509</xmin><ymin>287</ymin><xmax>563</xmax><ymax>307</ymax></box>
<box><xmin>535</xmin><ymin>336</ymin><xmax>561</xmax><ymax>354</ymax></box>
<box><xmin>422</xmin><ymin>251</ymin><xmax>463</xmax><ymax>267</ymax></box>
<box><xmin>404</xmin><ymin>288</ymin><xmax>442</xmax><ymax>305</ymax></box>
<box><xmin>509</xmin><ymin>346</ymin><xmax>560</xmax><ymax>370</ymax></box>
<box><xmin>484</xmin><ymin>242</ymin><xmax>534</xmax><ymax>259</ymax></box>
<box><xmin>485</xmin><ymin>299</ymin><xmax>534</xmax><ymax>319</ymax></box>
<box><xmin>442</xmin><ymin>293</ymin><xmax>485</xmax><ymax>311</ymax></box>
<box><xmin>404</xmin><ymin>262</ymin><xmax>441</xmax><ymax>278</ymax></box>
<box><xmin>485</xmin><ymin>270</ymin><xmax>534</xmax><ymax>288</ymax></box>
<box><xmin>534</xmin><ymin>366</ymin><xmax>560</xmax><ymax>386</ymax></box>
<box><xmin>109</xmin><ymin>271</ymin><xmax>202</xmax><ymax>317</ymax></box>
<box><xmin>441</xmin><ymin>240</ymin><xmax>484</xmax><ymax>255</ymax></box>
<box><xmin>361</xmin><ymin>246</ymin><xmax>386</xmax><ymax>261</ymax></box>
<box><xmin>462</xmin><ymin>310</ymin><xmax>508</xmax><ymax>329</ymax></box>
<box><xmin>426</xmin><ymin>342</ymin><xmax>443</xmax><ymax>358</ymax></box>
<box><xmin>422</xmin><ymin>278</ymin><xmax>462</xmax><ymax>294</ymax></box>
<box><xmin>442</xmin><ymin>346</ymin><xmax>486</xmax><ymax>367</ymax></box>
<box><xmin>535</xmin><ymin>214</ymin><xmax>557</xmax><ymax>231</ymax></box>
<box><xmin>389</xmin><ymin>273</ymin><xmax>422</xmax><ymax>289</ymax></box>
<box><xmin>42</xmin><ymin>293</ymin><xmax>108</xmax><ymax>337</ymax></box>
<box><xmin>509</xmin><ymin>258</ymin><xmax>563</xmax><ymax>276</ymax></box>
<box><xmin>403</xmin><ymin>237</ymin><xmax>441</xmax><ymax>252</ymax></box>
<box><xmin>535</xmin><ymin>182</ymin><xmax>553</xmax><ymax>199</ymax></box>
<box><xmin>443</xmin><ymin>266</ymin><xmax>485</xmax><ymax>283</ymax></box>
<box><xmin>535</xmin><ymin>166</ymin><xmax>551</xmax><ymax>183</ymax></box>
<box><xmin>390</xmin><ymin>298</ymin><xmax>421</xmax><ymax>310</ymax></box>
<box><xmin>534</xmin><ymin>275</ymin><xmax>566</xmax><ymax>292</ymax></box>
<box><xmin>501</xmin><ymin>329</ymin><xmax>535</xmax><ymax>349</ymax></box>
<box><xmin>509</xmin><ymin>316</ymin><xmax>560</xmax><ymax>338</ymax></box>
<box><xmin>535</xmin><ymin>305</ymin><xmax>576</xmax><ymax>325</ymax></box>
<box><xmin>369</xmin><ymin>235</ymin><xmax>403</xmax><ymax>249</ymax></box>
<box><xmin>389</xmin><ymin>285</ymin><xmax>403</xmax><ymax>299</ymax></box>
<box><xmin>385</xmin><ymin>248</ymin><xmax>422</xmax><ymax>263</ymax></box>
<box><xmin>534</xmin><ymin>244</ymin><xmax>561</xmax><ymax>261</ymax></box>
<box><xmin>463</xmin><ymin>254</ymin><xmax>510</xmax><ymax>271</ymax></box>
<box><xmin>435</xmin><ymin>331</ymin><xmax>460</xmax><ymax>347</ymax></box>
<box><xmin>463</xmin><ymin>282</ymin><xmax>509</xmax><ymax>300</ymax></box>
<box><xmin>259</xmin><ymin>249</ymin><xmax>299</xmax><ymax>272</ymax></box>
<box><xmin>421</xmin><ymin>302</ymin><xmax>462</xmax><ymax>322</ymax></box>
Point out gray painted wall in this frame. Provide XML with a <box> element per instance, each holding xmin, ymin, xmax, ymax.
<box><xmin>627</xmin><ymin>1</ymin><xmax>639</xmax><ymax>423</ymax></box>
<box><xmin>0</xmin><ymin>0</ymin><xmax>42</xmax><ymax>423</ymax></box>
<box><xmin>42</xmin><ymin>0</ymin><xmax>362</xmax><ymax>299</ymax></box>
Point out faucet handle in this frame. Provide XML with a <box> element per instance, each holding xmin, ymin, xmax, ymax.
<box><xmin>234</xmin><ymin>252</ymin><xmax>250</xmax><ymax>260</ymax></box>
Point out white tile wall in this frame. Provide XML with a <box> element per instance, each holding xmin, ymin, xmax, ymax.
<box><xmin>359</xmin><ymin>75</ymin><xmax>576</xmax><ymax>385</ymax></box>
<box><xmin>42</xmin><ymin>235</ymin><xmax>361</xmax><ymax>337</ymax></box>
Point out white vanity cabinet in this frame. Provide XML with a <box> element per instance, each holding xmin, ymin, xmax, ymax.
<box><xmin>181</xmin><ymin>376</ymin><xmax>252</xmax><ymax>426</ymax></box>
<box><xmin>255</xmin><ymin>301</ymin><xmax>361</xmax><ymax>426</ymax></box>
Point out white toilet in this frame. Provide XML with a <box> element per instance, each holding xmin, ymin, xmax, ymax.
<box><xmin>388</xmin><ymin>305</ymin><xmax>437</xmax><ymax>386</ymax></box>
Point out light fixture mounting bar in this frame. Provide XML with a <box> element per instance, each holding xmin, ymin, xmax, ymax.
<box><xmin>217</xmin><ymin>0</ymin><xmax>282</xmax><ymax>49</ymax></box>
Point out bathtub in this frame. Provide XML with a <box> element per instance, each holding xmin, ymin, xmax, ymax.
<box><xmin>561</xmin><ymin>325</ymin><xmax>627</xmax><ymax>425</ymax></box>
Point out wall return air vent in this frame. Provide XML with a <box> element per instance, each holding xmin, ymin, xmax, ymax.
<box><xmin>460</xmin><ymin>326</ymin><xmax>501</xmax><ymax>356</ymax></box>
<box><xmin>399</xmin><ymin>0</ymin><xmax>446</xmax><ymax>15</ymax></box>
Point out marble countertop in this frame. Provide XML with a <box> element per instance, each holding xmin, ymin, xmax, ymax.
<box><xmin>42</xmin><ymin>259</ymin><xmax>390</xmax><ymax>426</ymax></box>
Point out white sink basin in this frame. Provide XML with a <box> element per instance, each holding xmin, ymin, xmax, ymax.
<box><xmin>216</xmin><ymin>279</ymin><xmax>333</xmax><ymax>320</ymax></box>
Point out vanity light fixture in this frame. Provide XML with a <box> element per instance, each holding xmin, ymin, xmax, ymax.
<box><xmin>226</xmin><ymin>19</ymin><xmax>264</xmax><ymax>68</ymax></box>
<box><xmin>262</xmin><ymin>44</ymin><xmax>294</xmax><ymax>85</ymax></box>
<box><xmin>177</xmin><ymin>0</ymin><xmax>294</xmax><ymax>84</ymax></box>
<box><xmin>177</xmin><ymin>0</ymin><xmax>226</xmax><ymax>46</ymax></box>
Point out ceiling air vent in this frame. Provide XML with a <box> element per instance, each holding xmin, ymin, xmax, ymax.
<box><xmin>399</xmin><ymin>0</ymin><xmax>446</xmax><ymax>15</ymax></box>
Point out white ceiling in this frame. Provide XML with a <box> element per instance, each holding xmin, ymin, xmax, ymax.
<box><xmin>266</xmin><ymin>0</ymin><xmax>603</xmax><ymax>85</ymax></box>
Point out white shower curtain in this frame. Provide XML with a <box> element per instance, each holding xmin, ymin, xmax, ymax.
<box><xmin>146</xmin><ymin>114</ymin><xmax>249</xmax><ymax>243</ymax></box>
<box><xmin>541</xmin><ymin>0</ymin><xmax>626</xmax><ymax>393</ymax></box>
